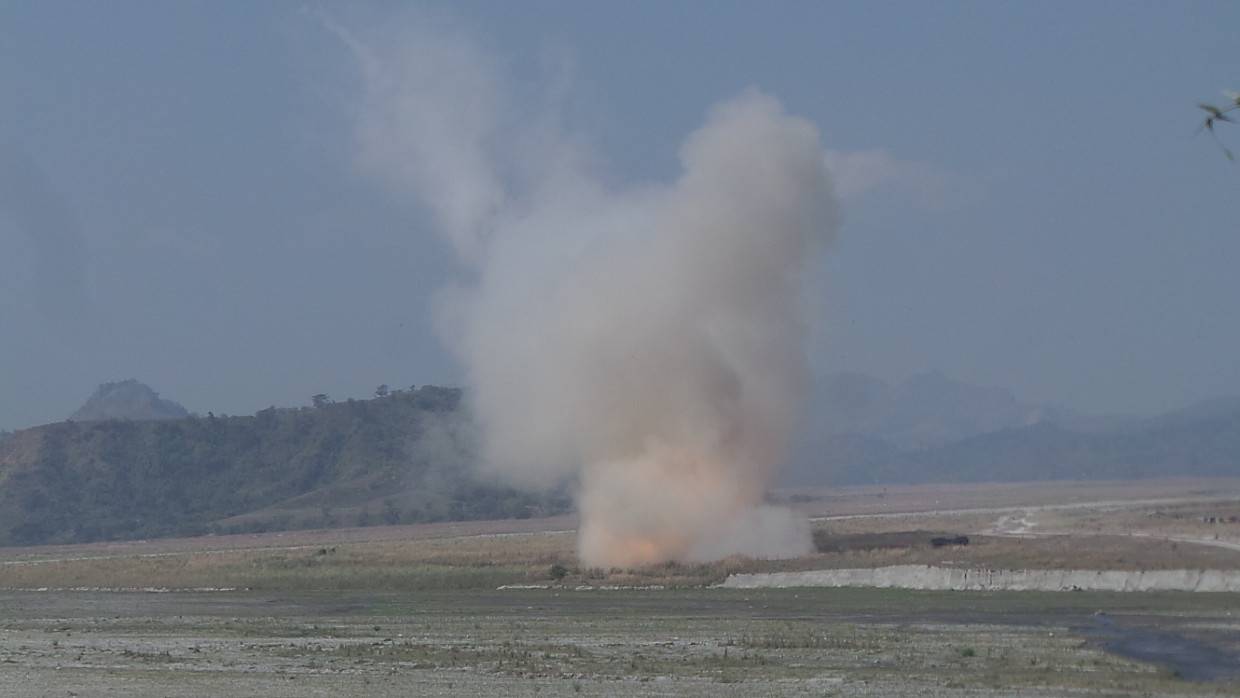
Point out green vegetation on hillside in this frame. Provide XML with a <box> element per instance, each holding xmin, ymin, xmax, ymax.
<box><xmin>0</xmin><ymin>386</ymin><xmax>569</xmax><ymax>546</ymax></box>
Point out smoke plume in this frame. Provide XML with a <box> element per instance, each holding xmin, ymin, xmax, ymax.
<box><xmin>344</xmin><ymin>21</ymin><xmax>838</xmax><ymax>567</ymax></box>
<box><xmin>0</xmin><ymin>145</ymin><xmax>92</xmax><ymax>332</ymax></box>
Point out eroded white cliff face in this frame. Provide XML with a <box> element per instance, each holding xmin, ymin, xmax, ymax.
<box><xmin>721</xmin><ymin>565</ymin><xmax>1240</xmax><ymax>592</ymax></box>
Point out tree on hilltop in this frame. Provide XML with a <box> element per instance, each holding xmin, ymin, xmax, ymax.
<box><xmin>1198</xmin><ymin>89</ymin><xmax>1240</xmax><ymax>160</ymax></box>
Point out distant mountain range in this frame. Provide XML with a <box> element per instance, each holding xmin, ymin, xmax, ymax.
<box><xmin>808</xmin><ymin>370</ymin><xmax>1082</xmax><ymax>450</ymax></box>
<box><xmin>783</xmin><ymin>371</ymin><xmax>1240</xmax><ymax>486</ymax></box>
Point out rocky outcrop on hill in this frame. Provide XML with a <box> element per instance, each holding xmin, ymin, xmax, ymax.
<box><xmin>69</xmin><ymin>379</ymin><xmax>189</xmax><ymax>422</ymax></box>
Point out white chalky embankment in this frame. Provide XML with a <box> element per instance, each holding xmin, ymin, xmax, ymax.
<box><xmin>721</xmin><ymin>565</ymin><xmax>1240</xmax><ymax>592</ymax></box>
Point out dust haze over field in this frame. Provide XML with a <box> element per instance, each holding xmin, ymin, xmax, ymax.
<box><xmin>338</xmin><ymin>19</ymin><xmax>836</xmax><ymax>567</ymax></box>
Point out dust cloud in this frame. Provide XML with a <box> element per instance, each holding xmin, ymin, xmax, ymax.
<box><xmin>341</xmin><ymin>19</ymin><xmax>838</xmax><ymax>567</ymax></box>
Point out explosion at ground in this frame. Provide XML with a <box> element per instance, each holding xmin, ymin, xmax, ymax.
<box><xmin>345</xmin><ymin>20</ymin><xmax>839</xmax><ymax>567</ymax></box>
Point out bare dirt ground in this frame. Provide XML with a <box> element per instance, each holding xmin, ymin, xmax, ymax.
<box><xmin>6</xmin><ymin>477</ymin><xmax>1234</xmax><ymax>567</ymax></box>
<box><xmin>2</xmin><ymin>588</ymin><xmax>1239</xmax><ymax>697</ymax></box>
<box><xmin>3</xmin><ymin>478</ymin><xmax>1240</xmax><ymax>591</ymax></box>
<box><xmin>3</xmin><ymin>479</ymin><xmax>1240</xmax><ymax>695</ymax></box>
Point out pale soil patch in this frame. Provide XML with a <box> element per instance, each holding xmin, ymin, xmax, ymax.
<box><xmin>1031</xmin><ymin>500</ymin><xmax>1240</xmax><ymax>546</ymax></box>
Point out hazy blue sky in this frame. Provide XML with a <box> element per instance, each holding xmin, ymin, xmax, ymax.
<box><xmin>2</xmin><ymin>1</ymin><xmax>1238</xmax><ymax>430</ymax></box>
